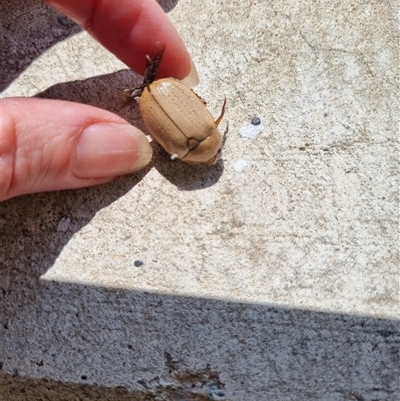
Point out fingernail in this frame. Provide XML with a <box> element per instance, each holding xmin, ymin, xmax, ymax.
<box><xmin>181</xmin><ymin>57</ymin><xmax>199</xmax><ymax>88</ymax></box>
<box><xmin>73</xmin><ymin>123</ymin><xmax>152</xmax><ymax>178</ymax></box>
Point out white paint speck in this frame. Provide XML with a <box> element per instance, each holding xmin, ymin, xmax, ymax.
<box><xmin>170</xmin><ymin>153</ymin><xmax>178</xmax><ymax>160</ymax></box>
<box><xmin>234</xmin><ymin>160</ymin><xmax>249</xmax><ymax>172</ymax></box>
<box><xmin>57</xmin><ymin>217</ymin><xmax>70</xmax><ymax>232</ymax></box>
<box><xmin>239</xmin><ymin>123</ymin><xmax>264</xmax><ymax>139</ymax></box>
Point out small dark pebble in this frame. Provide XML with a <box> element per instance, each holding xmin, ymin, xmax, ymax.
<box><xmin>251</xmin><ymin>117</ymin><xmax>261</xmax><ymax>126</ymax></box>
<box><xmin>134</xmin><ymin>260</ymin><xmax>144</xmax><ymax>267</ymax></box>
<box><xmin>36</xmin><ymin>360</ymin><xmax>44</xmax><ymax>367</ymax></box>
<box><xmin>81</xmin><ymin>375</ymin><xmax>87</xmax><ymax>380</ymax></box>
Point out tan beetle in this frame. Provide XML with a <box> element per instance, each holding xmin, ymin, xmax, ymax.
<box><xmin>120</xmin><ymin>48</ymin><xmax>226</xmax><ymax>165</ymax></box>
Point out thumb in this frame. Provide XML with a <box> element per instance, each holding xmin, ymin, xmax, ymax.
<box><xmin>0</xmin><ymin>98</ymin><xmax>152</xmax><ymax>201</ymax></box>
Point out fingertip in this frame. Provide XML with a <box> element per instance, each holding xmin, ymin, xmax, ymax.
<box><xmin>180</xmin><ymin>57</ymin><xmax>200</xmax><ymax>88</ymax></box>
<box><xmin>0</xmin><ymin>98</ymin><xmax>152</xmax><ymax>200</ymax></box>
<box><xmin>44</xmin><ymin>0</ymin><xmax>193</xmax><ymax>81</ymax></box>
<box><xmin>72</xmin><ymin>122</ymin><xmax>152</xmax><ymax>178</ymax></box>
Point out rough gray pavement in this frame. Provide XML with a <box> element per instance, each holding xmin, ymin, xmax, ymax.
<box><xmin>1</xmin><ymin>1</ymin><xmax>399</xmax><ymax>400</ymax></box>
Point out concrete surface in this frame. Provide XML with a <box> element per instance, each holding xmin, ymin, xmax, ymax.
<box><xmin>1</xmin><ymin>0</ymin><xmax>399</xmax><ymax>400</ymax></box>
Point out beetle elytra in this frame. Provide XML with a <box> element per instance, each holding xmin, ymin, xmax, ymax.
<box><xmin>120</xmin><ymin>48</ymin><xmax>226</xmax><ymax>165</ymax></box>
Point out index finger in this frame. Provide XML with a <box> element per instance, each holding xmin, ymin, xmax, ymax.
<box><xmin>43</xmin><ymin>0</ymin><xmax>198</xmax><ymax>84</ymax></box>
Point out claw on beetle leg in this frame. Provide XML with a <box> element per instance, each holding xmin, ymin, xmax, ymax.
<box><xmin>215</xmin><ymin>97</ymin><xmax>227</xmax><ymax>126</ymax></box>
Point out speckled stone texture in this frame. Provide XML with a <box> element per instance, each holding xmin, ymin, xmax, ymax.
<box><xmin>1</xmin><ymin>0</ymin><xmax>399</xmax><ymax>400</ymax></box>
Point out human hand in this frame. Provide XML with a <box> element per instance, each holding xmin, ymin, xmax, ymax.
<box><xmin>1</xmin><ymin>0</ymin><xmax>198</xmax><ymax>201</ymax></box>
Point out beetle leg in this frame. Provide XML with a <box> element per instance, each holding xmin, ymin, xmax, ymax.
<box><xmin>118</xmin><ymin>87</ymin><xmax>144</xmax><ymax>110</ymax></box>
<box><xmin>215</xmin><ymin>97</ymin><xmax>227</xmax><ymax>126</ymax></box>
<box><xmin>192</xmin><ymin>90</ymin><xmax>207</xmax><ymax>105</ymax></box>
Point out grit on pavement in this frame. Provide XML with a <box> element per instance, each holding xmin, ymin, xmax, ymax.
<box><xmin>1</xmin><ymin>1</ymin><xmax>399</xmax><ymax>400</ymax></box>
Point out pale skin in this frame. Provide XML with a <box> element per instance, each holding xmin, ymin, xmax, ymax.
<box><xmin>0</xmin><ymin>0</ymin><xmax>197</xmax><ymax>201</ymax></box>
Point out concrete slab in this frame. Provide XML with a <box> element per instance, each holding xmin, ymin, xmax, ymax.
<box><xmin>1</xmin><ymin>0</ymin><xmax>399</xmax><ymax>400</ymax></box>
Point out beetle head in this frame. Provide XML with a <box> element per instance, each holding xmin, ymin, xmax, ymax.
<box><xmin>144</xmin><ymin>47</ymin><xmax>166</xmax><ymax>86</ymax></box>
<box><xmin>119</xmin><ymin>47</ymin><xmax>166</xmax><ymax>110</ymax></box>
